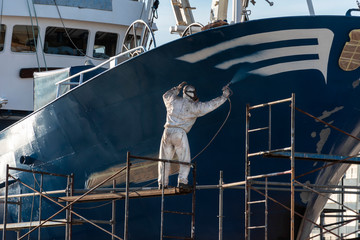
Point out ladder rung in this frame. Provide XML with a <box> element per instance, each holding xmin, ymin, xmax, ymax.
<box><xmin>0</xmin><ymin>219</ymin><xmax>74</xmax><ymax>231</ymax></box>
<box><xmin>163</xmin><ymin>235</ymin><xmax>193</xmax><ymax>240</ymax></box>
<box><xmin>248</xmin><ymin>127</ymin><xmax>269</xmax><ymax>133</ymax></box>
<box><xmin>248</xmin><ymin>225</ymin><xmax>266</xmax><ymax>229</ymax></box>
<box><xmin>247</xmin><ymin>170</ymin><xmax>292</xmax><ymax>180</ymax></box>
<box><xmin>249</xmin><ymin>97</ymin><xmax>292</xmax><ymax>110</ymax></box>
<box><xmin>163</xmin><ymin>210</ymin><xmax>193</xmax><ymax>215</ymax></box>
<box><xmin>248</xmin><ymin>200</ymin><xmax>266</xmax><ymax>204</ymax></box>
<box><xmin>248</xmin><ymin>147</ymin><xmax>292</xmax><ymax>157</ymax></box>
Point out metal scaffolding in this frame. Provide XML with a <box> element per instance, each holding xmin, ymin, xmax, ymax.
<box><xmin>0</xmin><ymin>153</ymin><xmax>196</xmax><ymax>240</ymax></box>
<box><xmin>240</xmin><ymin>93</ymin><xmax>360</xmax><ymax>240</ymax></box>
<box><xmin>3</xmin><ymin>94</ymin><xmax>360</xmax><ymax>240</ymax></box>
<box><xmin>244</xmin><ymin>94</ymin><xmax>295</xmax><ymax>240</ymax></box>
<box><xmin>0</xmin><ymin>165</ymin><xmax>125</xmax><ymax>240</ymax></box>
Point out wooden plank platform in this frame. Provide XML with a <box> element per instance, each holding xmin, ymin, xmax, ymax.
<box><xmin>58</xmin><ymin>187</ymin><xmax>192</xmax><ymax>203</ymax></box>
<box><xmin>0</xmin><ymin>219</ymin><xmax>76</xmax><ymax>231</ymax></box>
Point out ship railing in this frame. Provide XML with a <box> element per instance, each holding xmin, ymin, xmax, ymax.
<box><xmin>55</xmin><ymin>46</ymin><xmax>146</xmax><ymax>98</ymax></box>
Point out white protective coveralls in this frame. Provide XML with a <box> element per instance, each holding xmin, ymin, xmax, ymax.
<box><xmin>158</xmin><ymin>82</ymin><xmax>231</xmax><ymax>187</ymax></box>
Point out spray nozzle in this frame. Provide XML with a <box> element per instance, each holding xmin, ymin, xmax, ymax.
<box><xmin>222</xmin><ymin>82</ymin><xmax>232</xmax><ymax>91</ymax></box>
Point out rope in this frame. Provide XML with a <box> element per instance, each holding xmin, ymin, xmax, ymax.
<box><xmin>149</xmin><ymin>0</ymin><xmax>159</xmax><ymax>28</ymax></box>
<box><xmin>192</xmin><ymin>97</ymin><xmax>232</xmax><ymax>161</ymax></box>
<box><xmin>53</xmin><ymin>0</ymin><xmax>98</xmax><ymax>60</ymax></box>
<box><xmin>0</xmin><ymin>0</ymin><xmax>3</xmax><ymax>35</ymax></box>
<box><xmin>25</xmin><ymin>0</ymin><xmax>41</xmax><ymax>72</ymax></box>
<box><xmin>31</xmin><ymin>0</ymin><xmax>48</xmax><ymax>70</ymax></box>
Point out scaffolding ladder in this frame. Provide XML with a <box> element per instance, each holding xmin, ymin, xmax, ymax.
<box><xmin>123</xmin><ymin>153</ymin><xmax>196</xmax><ymax>240</ymax></box>
<box><xmin>245</xmin><ymin>94</ymin><xmax>295</xmax><ymax>240</ymax></box>
<box><xmin>160</xmin><ymin>168</ymin><xmax>196</xmax><ymax>240</ymax></box>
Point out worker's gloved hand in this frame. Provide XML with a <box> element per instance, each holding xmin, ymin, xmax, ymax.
<box><xmin>177</xmin><ymin>81</ymin><xmax>187</xmax><ymax>90</ymax></box>
<box><xmin>222</xmin><ymin>86</ymin><xmax>231</xmax><ymax>98</ymax></box>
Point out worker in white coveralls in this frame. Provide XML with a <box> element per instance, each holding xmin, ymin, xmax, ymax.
<box><xmin>158</xmin><ymin>81</ymin><xmax>231</xmax><ymax>189</ymax></box>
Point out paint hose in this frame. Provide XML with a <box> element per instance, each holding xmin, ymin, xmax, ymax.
<box><xmin>192</xmin><ymin>95</ymin><xmax>232</xmax><ymax>161</ymax></box>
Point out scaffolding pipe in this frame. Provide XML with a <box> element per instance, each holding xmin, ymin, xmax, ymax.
<box><xmin>124</xmin><ymin>152</ymin><xmax>131</xmax><ymax>240</ymax></box>
<box><xmin>265</xmin><ymin>178</ymin><xmax>268</xmax><ymax>240</ymax></box>
<box><xmin>17</xmin><ymin>195</ymin><xmax>22</xmax><ymax>240</ymax></box>
<box><xmin>290</xmin><ymin>93</ymin><xmax>295</xmax><ymax>240</ymax></box>
<box><xmin>69</xmin><ymin>174</ymin><xmax>74</xmax><ymax>240</ymax></box>
<box><xmin>191</xmin><ymin>163</ymin><xmax>196</xmax><ymax>239</ymax></box>
<box><xmin>0</xmin><ymin>190</ymin><xmax>66</xmax><ymax>199</ymax></box>
<box><xmin>160</xmin><ymin>160</ymin><xmax>165</xmax><ymax>240</ymax></box>
<box><xmin>245</xmin><ymin>104</ymin><xmax>250</xmax><ymax>240</ymax></box>
<box><xmin>218</xmin><ymin>171</ymin><xmax>223</xmax><ymax>240</ymax></box>
<box><xmin>38</xmin><ymin>174</ymin><xmax>43</xmax><ymax>240</ymax></box>
<box><xmin>10</xmin><ymin>167</ymin><xmax>126</xmax><ymax>240</ymax></box>
<box><xmin>250</xmin><ymin>185</ymin><xmax>342</xmax><ymax>239</ymax></box>
<box><xmin>112</xmin><ymin>179</ymin><xmax>117</xmax><ymax>240</ymax></box>
<box><xmin>2</xmin><ymin>165</ymin><xmax>9</xmax><ymax>240</ymax></box>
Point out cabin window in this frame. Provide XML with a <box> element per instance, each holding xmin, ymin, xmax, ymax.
<box><xmin>0</xmin><ymin>25</ymin><xmax>5</xmax><ymax>51</ymax></box>
<box><xmin>11</xmin><ymin>25</ymin><xmax>39</xmax><ymax>52</ymax></box>
<box><xmin>44</xmin><ymin>27</ymin><xmax>88</xmax><ymax>56</ymax></box>
<box><xmin>93</xmin><ymin>31</ymin><xmax>118</xmax><ymax>59</ymax></box>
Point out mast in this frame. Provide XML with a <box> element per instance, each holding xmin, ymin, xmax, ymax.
<box><xmin>306</xmin><ymin>0</ymin><xmax>315</xmax><ymax>15</ymax></box>
<box><xmin>232</xmin><ymin>0</ymin><xmax>245</xmax><ymax>23</ymax></box>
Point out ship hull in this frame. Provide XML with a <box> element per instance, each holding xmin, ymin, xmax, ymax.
<box><xmin>1</xmin><ymin>15</ymin><xmax>360</xmax><ymax>239</ymax></box>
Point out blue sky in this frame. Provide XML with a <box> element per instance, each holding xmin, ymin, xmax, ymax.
<box><xmin>154</xmin><ymin>0</ymin><xmax>359</xmax><ymax>46</ymax></box>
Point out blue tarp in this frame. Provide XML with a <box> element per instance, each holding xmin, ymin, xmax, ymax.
<box><xmin>34</xmin><ymin>0</ymin><xmax>112</xmax><ymax>11</ymax></box>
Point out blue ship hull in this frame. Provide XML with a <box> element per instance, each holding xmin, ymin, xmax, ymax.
<box><xmin>2</xmin><ymin>15</ymin><xmax>360</xmax><ymax>239</ymax></box>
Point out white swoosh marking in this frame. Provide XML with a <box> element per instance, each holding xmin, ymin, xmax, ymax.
<box><xmin>177</xmin><ymin>29</ymin><xmax>334</xmax><ymax>83</ymax></box>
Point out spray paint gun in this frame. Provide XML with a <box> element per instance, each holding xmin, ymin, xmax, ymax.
<box><xmin>222</xmin><ymin>81</ymin><xmax>232</xmax><ymax>91</ymax></box>
<box><xmin>222</xmin><ymin>82</ymin><xmax>233</xmax><ymax>98</ymax></box>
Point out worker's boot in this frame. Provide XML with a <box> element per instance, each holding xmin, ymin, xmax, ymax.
<box><xmin>158</xmin><ymin>184</ymin><xmax>168</xmax><ymax>190</ymax></box>
<box><xmin>178</xmin><ymin>183</ymin><xmax>192</xmax><ymax>191</ymax></box>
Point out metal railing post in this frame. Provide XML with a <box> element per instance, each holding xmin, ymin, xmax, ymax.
<box><xmin>79</xmin><ymin>74</ymin><xmax>84</xmax><ymax>84</ymax></box>
<box><xmin>268</xmin><ymin>105</ymin><xmax>272</xmax><ymax>151</ymax></box>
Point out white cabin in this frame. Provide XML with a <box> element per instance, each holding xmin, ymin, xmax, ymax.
<box><xmin>0</xmin><ymin>0</ymin><xmax>154</xmax><ymax>113</ymax></box>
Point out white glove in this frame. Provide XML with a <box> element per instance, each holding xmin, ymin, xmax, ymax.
<box><xmin>177</xmin><ymin>81</ymin><xmax>187</xmax><ymax>90</ymax></box>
